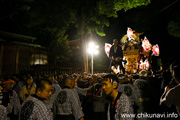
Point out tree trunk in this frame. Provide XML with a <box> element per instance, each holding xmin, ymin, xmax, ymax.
<box><xmin>81</xmin><ymin>34</ymin><xmax>88</xmax><ymax>73</ymax></box>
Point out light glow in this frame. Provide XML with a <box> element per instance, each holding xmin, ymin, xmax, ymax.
<box><xmin>87</xmin><ymin>42</ymin><xmax>99</xmax><ymax>55</ymax></box>
<box><xmin>87</xmin><ymin>41</ymin><xmax>99</xmax><ymax>75</ymax></box>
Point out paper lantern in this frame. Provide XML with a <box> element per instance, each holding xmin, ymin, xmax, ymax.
<box><xmin>144</xmin><ymin>59</ymin><xmax>149</xmax><ymax>70</ymax></box>
<box><xmin>139</xmin><ymin>59</ymin><xmax>144</xmax><ymax>69</ymax></box>
<box><xmin>152</xmin><ymin>44</ymin><xmax>160</xmax><ymax>56</ymax></box>
<box><xmin>139</xmin><ymin>59</ymin><xmax>149</xmax><ymax>70</ymax></box>
<box><xmin>105</xmin><ymin>43</ymin><xmax>112</xmax><ymax>57</ymax></box>
<box><xmin>127</xmin><ymin>27</ymin><xmax>134</xmax><ymax>41</ymax></box>
<box><xmin>142</xmin><ymin>36</ymin><xmax>151</xmax><ymax>51</ymax></box>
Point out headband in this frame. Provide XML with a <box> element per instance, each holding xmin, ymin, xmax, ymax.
<box><xmin>3</xmin><ymin>80</ymin><xmax>15</xmax><ymax>84</ymax></box>
<box><xmin>103</xmin><ymin>74</ymin><xmax>118</xmax><ymax>83</ymax></box>
<box><xmin>104</xmin><ymin>78</ymin><xmax>113</xmax><ymax>83</ymax></box>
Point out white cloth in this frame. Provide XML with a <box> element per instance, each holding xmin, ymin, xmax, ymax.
<box><xmin>161</xmin><ymin>84</ymin><xmax>180</xmax><ymax>115</ymax></box>
<box><xmin>45</xmin><ymin>83</ymin><xmax>61</xmax><ymax>110</ymax></box>
<box><xmin>107</xmin><ymin>93</ymin><xmax>134</xmax><ymax>120</ymax></box>
<box><xmin>7</xmin><ymin>90</ymin><xmax>21</xmax><ymax>115</ymax></box>
<box><xmin>0</xmin><ymin>105</ymin><xmax>8</xmax><ymax>120</ymax></box>
<box><xmin>53</xmin><ymin>88</ymin><xmax>84</xmax><ymax>120</ymax></box>
<box><xmin>20</xmin><ymin>96</ymin><xmax>52</xmax><ymax>120</ymax></box>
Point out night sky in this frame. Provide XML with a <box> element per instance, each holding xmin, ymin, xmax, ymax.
<box><xmin>0</xmin><ymin>0</ymin><xmax>180</xmax><ymax>69</ymax></box>
<box><xmin>68</xmin><ymin>0</ymin><xmax>180</xmax><ymax>69</ymax></box>
<box><xmin>101</xmin><ymin>0</ymin><xmax>180</xmax><ymax>67</ymax></box>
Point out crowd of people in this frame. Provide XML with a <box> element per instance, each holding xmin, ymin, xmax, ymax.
<box><xmin>0</xmin><ymin>62</ymin><xmax>180</xmax><ymax>120</ymax></box>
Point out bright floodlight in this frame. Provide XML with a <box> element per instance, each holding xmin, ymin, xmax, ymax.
<box><xmin>87</xmin><ymin>42</ymin><xmax>99</xmax><ymax>74</ymax></box>
<box><xmin>87</xmin><ymin>48</ymin><xmax>92</xmax><ymax>54</ymax></box>
<box><xmin>89</xmin><ymin>42</ymin><xmax>95</xmax><ymax>48</ymax></box>
<box><xmin>87</xmin><ymin>42</ymin><xmax>99</xmax><ymax>55</ymax></box>
<box><xmin>94</xmin><ymin>49</ymin><xmax>99</xmax><ymax>55</ymax></box>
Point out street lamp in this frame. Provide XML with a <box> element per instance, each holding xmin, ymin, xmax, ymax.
<box><xmin>87</xmin><ymin>42</ymin><xmax>99</xmax><ymax>74</ymax></box>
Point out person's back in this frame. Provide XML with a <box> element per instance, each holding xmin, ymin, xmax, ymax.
<box><xmin>44</xmin><ymin>75</ymin><xmax>62</xmax><ymax>110</ymax></box>
<box><xmin>92</xmin><ymin>82</ymin><xmax>107</xmax><ymax>120</ymax></box>
<box><xmin>53</xmin><ymin>77</ymin><xmax>84</xmax><ymax>120</ymax></box>
<box><xmin>14</xmin><ymin>76</ymin><xmax>26</xmax><ymax>97</ymax></box>
<box><xmin>133</xmin><ymin>79</ymin><xmax>155</xmax><ymax>114</ymax></box>
<box><xmin>92</xmin><ymin>83</ymin><xmax>105</xmax><ymax>108</ymax></box>
<box><xmin>0</xmin><ymin>83</ymin><xmax>8</xmax><ymax>120</ymax></box>
<box><xmin>0</xmin><ymin>105</ymin><xmax>7</xmax><ymax>120</ymax></box>
<box><xmin>118</xmin><ymin>83</ymin><xmax>139</xmax><ymax>108</ymax></box>
<box><xmin>20</xmin><ymin>95</ymin><xmax>52</xmax><ymax>120</ymax></box>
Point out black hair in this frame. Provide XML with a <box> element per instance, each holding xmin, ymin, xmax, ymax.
<box><xmin>113</xmin><ymin>39</ymin><xmax>118</xmax><ymax>42</ymax></box>
<box><xmin>2</xmin><ymin>77</ymin><xmax>12</xmax><ymax>82</ymax></box>
<box><xmin>26</xmin><ymin>76</ymin><xmax>33</xmax><ymax>81</ymax></box>
<box><xmin>12</xmin><ymin>74</ymin><xmax>20</xmax><ymax>79</ymax></box>
<box><xmin>36</xmin><ymin>79</ymin><xmax>52</xmax><ymax>92</ymax></box>
<box><xmin>103</xmin><ymin>74</ymin><xmax>119</xmax><ymax>83</ymax></box>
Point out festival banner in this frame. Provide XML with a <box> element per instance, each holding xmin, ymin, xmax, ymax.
<box><xmin>105</xmin><ymin>43</ymin><xmax>112</xmax><ymax>57</ymax></box>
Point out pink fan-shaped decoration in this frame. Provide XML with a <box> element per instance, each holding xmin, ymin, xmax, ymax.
<box><xmin>142</xmin><ymin>36</ymin><xmax>150</xmax><ymax>51</ymax></box>
<box><xmin>152</xmin><ymin>44</ymin><xmax>160</xmax><ymax>56</ymax></box>
<box><xmin>127</xmin><ymin>27</ymin><xmax>134</xmax><ymax>40</ymax></box>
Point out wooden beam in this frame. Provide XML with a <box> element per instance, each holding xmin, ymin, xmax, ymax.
<box><xmin>15</xmin><ymin>45</ymin><xmax>19</xmax><ymax>74</ymax></box>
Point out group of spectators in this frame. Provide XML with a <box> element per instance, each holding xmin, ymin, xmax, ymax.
<box><xmin>0</xmin><ymin>63</ymin><xmax>180</xmax><ymax>120</ymax></box>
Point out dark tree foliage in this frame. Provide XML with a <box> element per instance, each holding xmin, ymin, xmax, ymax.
<box><xmin>0</xmin><ymin>0</ymin><xmax>151</xmax><ymax>66</ymax></box>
